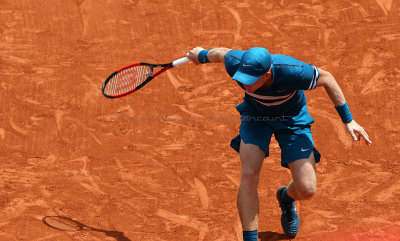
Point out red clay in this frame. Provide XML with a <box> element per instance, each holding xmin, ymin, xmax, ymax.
<box><xmin>0</xmin><ymin>0</ymin><xmax>399</xmax><ymax>240</ymax></box>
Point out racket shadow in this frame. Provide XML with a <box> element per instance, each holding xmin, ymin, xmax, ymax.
<box><xmin>42</xmin><ymin>216</ymin><xmax>131</xmax><ymax>241</ymax></box>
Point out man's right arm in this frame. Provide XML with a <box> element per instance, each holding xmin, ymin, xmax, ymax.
<box><xmin>316</xmin><ymin>67</ymin><xmax>372</xmax><ymax>145</ymax></box>
<box><xmin>187</xmin><ymin>47</ymin><xmax>231</xmax><ymax>64</ymax></box>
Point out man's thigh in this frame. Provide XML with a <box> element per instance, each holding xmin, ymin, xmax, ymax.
<box><xmin>288</xmin><ymin>152</ymin><xmax>317</xmax><ymax>190</ymax></box>
<box><xmin>231</xmin><ymin>116</ymin><xmax>274</xmax><ymax>159</ymax></box>
<box><xmin>239</xmin><ymin>140</ymin><xmax>266</xmax><ymax>173</ymax></box>
<box><xmin>274</xmin><ymin>126</ymin><xmax>321</xmax><ymax>168</ymax></box>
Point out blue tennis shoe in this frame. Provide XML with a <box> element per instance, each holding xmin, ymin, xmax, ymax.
<box><xmin>276</xmin><ymin>186</ymin><xmax>300</xmax><ymax>238</ymax></box>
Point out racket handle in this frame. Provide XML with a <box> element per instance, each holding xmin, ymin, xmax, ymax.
<box><xmin>172</xmin><ymin>57</ymin><xmax>190</xmax><ymax>67</ymax></box>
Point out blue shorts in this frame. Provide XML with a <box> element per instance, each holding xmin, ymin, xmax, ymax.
<box><xmin>230</xmin><ymin>105</ymin><xmax>321</xmax><ymax>168</ymax></box>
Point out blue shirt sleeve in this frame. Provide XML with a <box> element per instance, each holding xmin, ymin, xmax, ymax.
<box><xmin>271</xmin><ymin>54</ymin><xmax>319</xmax><ymax>91</ymax></box>
<box><xmin>224</xmin><ymin>50</ymin><xmax>245</xmax><ymax>77</ymax></box>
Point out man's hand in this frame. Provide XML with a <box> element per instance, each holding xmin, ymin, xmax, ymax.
<box><xmin>345</xmin><ymin>120</ymin><xmax>372</xmax><ymax>146</ymax></box>
<box><xmin>186</xmin><ymin>47</ymin><xmax>205</xmax><ymax>65</ymax></box>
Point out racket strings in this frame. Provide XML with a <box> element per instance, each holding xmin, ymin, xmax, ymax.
<box><xmin>104</xmin><ymin>65</ymin><xmax>152</xmax><ymax>96</ymax></box>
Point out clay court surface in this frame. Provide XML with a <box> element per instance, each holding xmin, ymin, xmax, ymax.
<box><xmin>1</xmin><ymin>0</ymin><xmax>400</xmax><ymax>240</ymax></box>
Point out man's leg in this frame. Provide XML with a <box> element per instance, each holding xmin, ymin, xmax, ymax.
<box><xmin>277</xmin><ymin>152</ymin><xmax>317</xmax><ymax>237</ymax></box>
<box><xmin>237</xmin><ymin>139</ymin><xmax>265</xmax><ymax>232</ymax></box>
<box><xmin>287</xmin><ymin>152</ymin><xmax>317</xmax><ymax>200</ymax></box>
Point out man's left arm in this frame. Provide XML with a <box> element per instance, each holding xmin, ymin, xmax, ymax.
<box><xmin>187</xmin><ymin>47</ymin><xmax>232</xmax><ymax>64</ymax></box>
<box><xmin>316</xmin><ymin>68</ymin><xmax>372</xmax><ymax>146</ymax></box>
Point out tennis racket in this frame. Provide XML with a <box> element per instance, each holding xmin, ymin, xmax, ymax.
<box><xmin>102</xmin><ymin>56</ymin><xmax>190</xmax><ymax>98</ymax></box>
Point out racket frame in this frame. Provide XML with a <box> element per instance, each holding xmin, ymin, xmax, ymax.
<box><xmin>102</xmin><ymin>57</ymin><xmax>189</xmax><ymax>98</ymax></box>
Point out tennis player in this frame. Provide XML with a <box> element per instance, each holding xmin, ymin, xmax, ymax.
<box><xmin>187</xmin><ymin>47</ymin><xmax>372</xmax><ymax>240</ymax></box>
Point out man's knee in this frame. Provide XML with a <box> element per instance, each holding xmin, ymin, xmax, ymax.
<box><xmin>296</xmin><ymin>183</ymin><xmax>317</xmax><ymax>200</ymax></box>
<box><xmin>240</xmin><ymin>168</ymin><xmax>260</xmax><ymax>189</ymax></box>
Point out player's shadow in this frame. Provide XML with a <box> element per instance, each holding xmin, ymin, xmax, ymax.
<box><xmin>42</xmin><ymin>216</ymin><xmax>131</xmax><ymax>241</ymax></box>
<box><xmin>259</xmin><ymin>231</ymin><xmax>293</xmax><ymax>240</ymax></box>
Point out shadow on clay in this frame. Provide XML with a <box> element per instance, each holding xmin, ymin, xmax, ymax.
<box><xmin>42</xmin><ymin>216</ymin><xmax>131</xmax><ymax>241</ymax></box>
<box><xmin>259</xmin><ymin>231</ymin><xmax>293</xmax><ymax>240</ymax></box>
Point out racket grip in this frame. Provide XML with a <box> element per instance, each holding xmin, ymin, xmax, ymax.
<box><xmin>172</xmin><ymin>57</ymin><xmax>190</xmax><ymax>67</ymax></box>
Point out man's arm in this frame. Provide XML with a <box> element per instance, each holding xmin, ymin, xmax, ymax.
<box><xmin>186</xmin><ymin>47</ymin><xmax>231</xmax><ymax>64</ymax></box>
<box><xmin>316</xmin><ymin>68</ymin><xmax>372</xmax><ymax>146</ymax></box>
<box><xmin>316</xmin><ymin>68</ymin><xmax>346</xmax><ymax>106</ymax></box>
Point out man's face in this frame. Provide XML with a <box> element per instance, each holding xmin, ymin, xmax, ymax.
<box><xmin>243</xmin><ymin>72</ymin><xmax>271</xmax><ymax>93</ymax></box>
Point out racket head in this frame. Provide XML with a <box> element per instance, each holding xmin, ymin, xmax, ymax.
<box><xmin>102</xmin><ymin>63</ymin><xmax>154</xmax><ymax>98</ymax></box>
<box><xmin>42</xmin><ymin>216</ymin><xmax>83</xmax><ymax>232</ymax></box>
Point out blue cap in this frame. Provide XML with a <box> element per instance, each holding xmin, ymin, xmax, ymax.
<box><xmin>232</xmin><ymin>47</ymin><xmax>272</xmax><ymax>85</ymax></box>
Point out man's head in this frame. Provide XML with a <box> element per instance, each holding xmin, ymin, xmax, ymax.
<box><xmin>232</xmin><ymin>47</ymin><xmax>272</xmax><ymax>86</ymax></box>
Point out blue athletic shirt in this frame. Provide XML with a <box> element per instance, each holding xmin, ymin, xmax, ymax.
<box><xmin>225</xmin><ymin>50</ymin><xmax>319</xmax><ymax>125</ymax></box>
